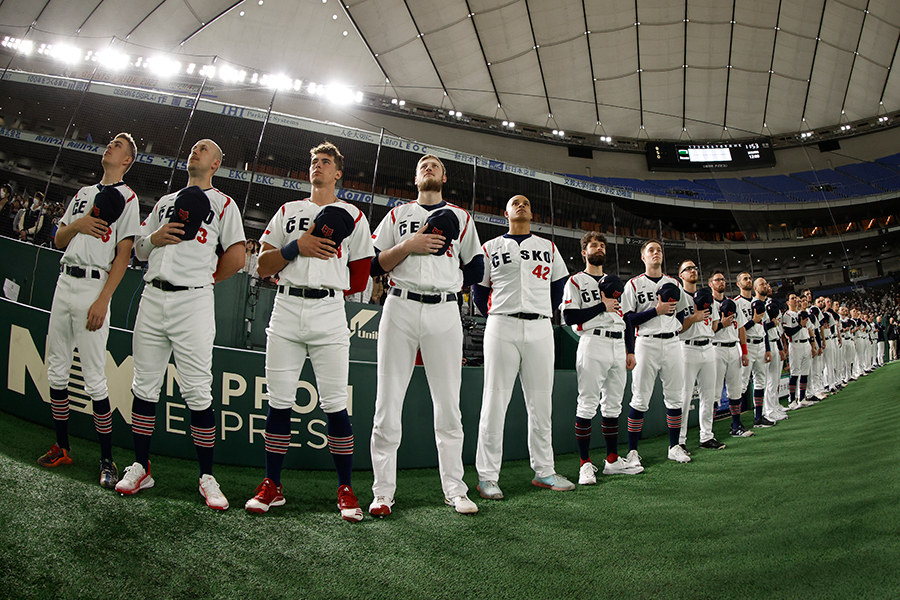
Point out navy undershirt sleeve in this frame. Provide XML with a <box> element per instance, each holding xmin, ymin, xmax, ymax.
<box><xmin>370</xmin><ymin>248</ymin><xmax>387</xmax><ymax>277</ymax></box>
<box><xmin>462</xmin><ymin>255</ymin><xmax>485</xmax><ymax>288</ymax></box>
<box><xmin>473</xmin><ymin>283</ymin><xmax>490</xmax><ymax>317</ymax></box>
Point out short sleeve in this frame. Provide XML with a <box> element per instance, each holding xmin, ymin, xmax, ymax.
<box><xmin>454</xmin><ymin>209</ymin><xmax>481</xmax><ymax>264</ymax></box>
<box><xmin>259</xmin><ymin>206</ymin><xmax>284</xmax><ymax>249</ymax></box>
<box><xmin>549</xmin><ymin>243</ymin><xmax>568</xmax><ymax>282</ymax></box>
<box><xmin>371</xmin><ymin>208</ymin><xmax>397</xmax><ymax>251</ymax></box>
<box><xmin>345</xmin><ymin>208</ymin><xmax>375</xmax><ymax>261</ymax></box>
<box><xmin>218</xmin><ymin>198</ymin><xmax>246</xmax><ymax>248</ymax></box>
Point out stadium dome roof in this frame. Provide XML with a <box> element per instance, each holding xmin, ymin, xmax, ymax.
<box><xmin>2</xmin><ymin>0</ymin><xmax>900</xmax><ymax>142</ymax></box>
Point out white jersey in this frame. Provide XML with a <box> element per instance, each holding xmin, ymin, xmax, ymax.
<box><xmin>136</xmin><ymin>186</ymin><xmax>246</xmax><ymax>287</ymax></box>
<box><xmin>59</xmin><ymin>182</ymin><xmax>141</xmax><ymax>271</ymax></box>
<box><xmin>712</xmin><ymin>296</ymin><xmax>740</xmax><ymax>343</ymax></box>
<box><xmin>562</xmin><ymin>271</ymin><xmax>626</xmax><ymax>335</ymax></box>
<box><xmin>680</xmin><ymin>291</ymin><xmax>720</xmax><ymax>341</ymax></box>
<box><xmin>620</xmin><ymin>273</ymin><xmax>689</xmax><ymax>336</ymax></box>
<box><xmin>783</xmin><ymin>310</ymin><xmax>810</xmax><ymax>343</ymax></box>
<box><xmin>371</xmin><ymin>200</ymin><xmax>480</xmax><ymax>293</ymax></box>
<box><xmin>735</xmin><ymin>294</ymin><xmax>763</xmax><ymax>341</ymax></box>
<box><xmin>480</xmin><ymin>234</ymin><xmax>567</xmax><ymax>317</ymax></box>
<box><xmin>259</xmin><ymin>199</ymin><xmax>374</xmax><ymax>290</ymax></box>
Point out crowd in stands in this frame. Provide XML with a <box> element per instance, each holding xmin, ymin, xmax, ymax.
<box><xmin>0</xmin><ymin>184</ymin><xmax>67</xmax><ymax>247</ymax></box>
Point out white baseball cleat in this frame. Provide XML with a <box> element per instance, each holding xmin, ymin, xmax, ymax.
<box><xmin>578</xmin><ymin>462</ymin><xmax>598</xmax><ymax>485</ymax></box>
<box><xmin>368</xmin><ymin>496</ymin><xmax>394</xmax><ymax>517</ymax></box>
<box><xmin>199</xmin><ymin>474</ymin><xmax>229</xmax><ymax>511</ymax></box>
<box><xmin>115</xmin><ymin>462</ymin><xmax>154</xmax><ymax>495</ymax></box>
<box><xmin>445</xmin><ymin>494</ymin><xmax>478</xmax><ymax>514</ymax></box>
<box><xmin>668</xmin><ymin>444</ymin><xmax>692</xmax><ymax>463</ymax></box>
<box><xmin>623</xmin><ymin>449</ymin><xmax>643</xmax><ymax>470</ymax></box>
<box><xmin>603</xmin><ymin>457</ymin><xmax>644</xmax><ymax>475</ymax></box>
<box><xmin>477</xmin><ymin>480</ymin><xmax>503</xmax><ymax>499</ymax></box>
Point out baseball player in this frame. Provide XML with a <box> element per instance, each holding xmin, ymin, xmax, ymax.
<box><xmin>471</xmin><ymin>194</ymin><xmax>573</xmax><ymax>499</ymax></box>
<box><xmin>368</xmin><ymin>154</ymin><xmax>484</xmax><ymax>516</ymax></box>
<box><xmin>838</xmin><ymin>304</ymin><xmax>854</xmax><ymax>383</ymax></box>
<box><xmin>244</xmin><ymin>143</ymin><xmax>374</xmax><ymax>521</ymax></box>
<box><xmin>115</xmin><ymin>139</ymin><xmax>246</xmax><ymax>510</ymax></box>
<box><xmin>753</xmin><ymin>284</ymin><xmax>788</xmax><ymax>423</ymax></box>
<box><xmin>620</xmin><ymin>239</ymin><xmax>692</xmax><ymax>466</ymax></box>
<box><xmin>783</xmin><ymin>293</ymin><xmax>815</xmax><ymax>409</ymax></box>
<box><xmin>816</xmin><ymin>297</ymin><xmax>838</xmax><ymax>394</ymax></box>
<box><xmin>38</xmin><ymin>133</ymin><xmax>141</xmax><ymax>489</ymax></box>
<box><xmin>708</xmin><ymin>270</ymin><xmax>754</xmax><ymax>437</ymax></box>
<box><xmin>562</xmin><ymin>232</ymin><xmax>641</xmax><ymax>484</ymax></box>
<box><xmin>677</xmin><ymin>260</ymin><xmax>726</xmax><ymax>451</ymax></box>
<box><xmin>734</xmin><ymin>273</ymin><xmax>774</xmax><ymax>428</ymax></box>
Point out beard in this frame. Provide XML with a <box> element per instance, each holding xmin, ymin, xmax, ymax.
<box><xmin>586</xmin><ymin>252</ymin><xmax>605</xmax><ymax>266</ymax></box>
<box><xmin>417</xmin><ymin>176</ymin><xmax>442</xmax><ymax>193</ymax></box>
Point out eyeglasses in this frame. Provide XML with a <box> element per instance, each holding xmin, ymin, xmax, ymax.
<box><xmin>680</xmin><ymin>266</ymin><xmax>699</xmax><ymax>273</ymax></box>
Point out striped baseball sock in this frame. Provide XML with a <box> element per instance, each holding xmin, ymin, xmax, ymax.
<box><xmin>50</xmin><ymin>387</ymin><xmax>70</xmax><ymax>451</ymax></box>
<box><xmin>753</xmin><ymin>389</ymin><xmax>764</xmax><ymax>419</ymax></box>
<box><xmin>326</xmin><ymin>409</ymin><xmax>353</xmax><ymax>488</ymax></box>
<box><xmin>666</xmin><ymin>408</ymin><xmax>682</xmax><ymax>447</ymax></box>
<box><xmin>627</xmin><ymin>408</ymin><xmax>644</xmax><ymax>451</ymax></box>
<box><xmin>92</xmin><ymin>397</ymin><xmax>113</xmax><ymax>461</ymax></box>
<box><xmin>190</xmin><ymin>407</ymin><xmax>216</xmax><ymax>476</ymax></box>
<box><xmin>789</xmin><ymin>376</ymin><xmax>798</xmax><ymax>401</ymax></box>
<box><xmin>264</xmin><ymin>407</ymin><xmax>291</xmax><ymax>486</ymax></box>
<box><xmin>729</xmin><ymin>398</ymin><xmax>743</xmax><ymax>429</ymax></box>
<box><xmin>601</xmin><ymin>417</ymin><xmax>619</xmax><ymax>462</ymax></box>
<box><xmin>799</xmin><ymin>375</ymin><xmax>808</xmax><ymax>401</ymax></box>
<box><xmin>131</xmin><ymin>396</ymin><xmax>157</xmax><ymax>470</ymax></box>
<box><xmin>575</xmin><ymin>417</ymin><xmax>592</xmax><ymax>463</ymax></box>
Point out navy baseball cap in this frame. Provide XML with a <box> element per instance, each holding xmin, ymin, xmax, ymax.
<box><xmin>809</xmin><ymin>305</ymin><xmax>820</xmax><ymax>318</ymax></box>
<box><xmin>719</xmin><ymin>298</ymin><xmax>737</xmax><ymax>317</ymax></box>
<box><xmin>171</xmin><ymin>186</ymin><xmax>210</xmax><ymax>241</ymax></box>
<box><xmin>765</xmin><ymin>298</ymin><xmax>783</xmax><ymax>319</ymax></box>
<box><xmin>312</xmin><ymin>204</ymin><xmax>354</xmax><ymax>247</ymax></box>
<box><xmin>693</xmin><ymin>287</ymin><xmax>714</xmax><ymax>312</ymax></box>
<box><xmin>598</xmin><ymin>274</ymin><xmax>624</xmax><ymax>300</ymax></box>
<box><xmin>421</xmin><ymin>208</ymin><xmax>459</xmax><ymax>256</ymax></box>
<box><xmin>751</xmin><ymin>299</ymin><xmax>766</xmax><ymax>315</ymax></box>
<box><xmin>799</xmin><ymin>310</ymin><xmax>809</xmax><ymax>321</ymax></box>
<box><xmin>91</xmin><ymin>185</ymin><xmax>126</xmax><ymax>225</ymax></box>
<box><xmin>657</xmin><ymin>281</ymin><xmax>681</xmax><ymax>303</ymax></box>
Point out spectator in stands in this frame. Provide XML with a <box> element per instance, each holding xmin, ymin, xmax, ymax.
<box><xmin>242</xmin><ymin>239</ymin><xmax>260</xmax><ymax>278</ymax></box>
<box><xmin>32</xmin><ymin>194</ymin><xmax>56</xmax><ymax>247</ymax></box>
<box><xmin>0</xmin><ymin>185</ymin><xmax>15</xmax><ymax>238</ymax></box>
<box><xmin>14</xmin><ymin>192</ymin><xmax>45</xmax><ymax>243</ymax></box>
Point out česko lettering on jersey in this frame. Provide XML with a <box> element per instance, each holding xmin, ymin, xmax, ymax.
<box><xmin>260</xmin><ymin>199</ymin><xmax>374</xmax><ymax>290</ymax></box>
<box><xmin>620</xmin><ymin>274</ymin><xmax>689</xmax><ymax>335</ymax></box>
<box><xmin>480</xmin><ymin>234</ymin><xmax>567</xmax><ymax>317</ymax></box>
<box><xmin>562</xmin><ymin>272</ymin><xmax>626</xmax><ymax>335</ymax></box>
<box><xmin>59</xmin><ymin>183</ymin><xmax>140</xmax><ymax>271</ymax></box>
<box><xmin>139</xmin><ymin>187</ymin><xmax>246</xmax><ymax>287</ymax></box>
<box><xmin>372</xmin><ymin>201</ymin><xmax>481</xmax><ymax>293</ymax></box>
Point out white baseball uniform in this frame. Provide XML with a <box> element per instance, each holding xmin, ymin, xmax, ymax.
<box><xmin>736</xmin><ymin>295</ymin><xmax>767</xmax><ymax>397</ymax></box>
<box><xmin>475</xmin><ymin>234</ymin><xmax>568</xmax><ymax>482</ymax></box>
<box><xmin>259</xmin><ymin>199</ymin><xmax>374</xmax><ymax>413</ymax></box>
<box><xmin>784</xmin><ymin>310</ymin><xmax>811</xmax><ymax>377</ymax></box>
<box><xmin>680</xmin><ymin>292</ymin><xmax>720</xmax><ymax>444</ymax></box>
<box><xmin>763</xmin><ymin>307</ymin><xmax>785</xmax><ymax>420</ymax></box>
<box><xmin>620</xmin><ymin>274</ymin><xmax>690</xmax><ymax>412</ymax></box>
<box><xmin>369</xmin><ymin>200</ymin><xmax>481</xmax><ymax>500</ymax></box>
<box><xmin>564</xmin><ymin>272</ymin><xmax>628</xmax><ymax>422</ymax></box>
<box><xmin>47</xmin><ymin>183</ymin><xmax>141</xmax><ymax>398</ymax></box>
<box><xmin>131</xmin><ymin>187</ymin><xmax>246</xmax><ymax>410</ymax></box>
<box><xmin>712</xmin><ymin>297</ymin><xmax>742</xmax><ymax>399</ymax></box>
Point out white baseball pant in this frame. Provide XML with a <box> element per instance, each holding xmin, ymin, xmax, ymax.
<box><xmin>630</xmin><ymin>336</ymin><xmax>684</xmax><ymax>412</ymax></box>
<box><xmin>715</xmin><ymin>344</ymin><xmax>743</xmax><ymax>399</ymax></box>
<box><xmin>680</xmin><ymin>343</ymin><xmax>717</xmax><ymax>444</ymax></box>
<box><xmin>476</xmin><ymin>316</ymin><xmax>555</xmax><ymax>482</ymax></box>
<box><xmin>574</xmin><ymin>335</ymin><xmax>626</xmax><ymax>420</ymax></box>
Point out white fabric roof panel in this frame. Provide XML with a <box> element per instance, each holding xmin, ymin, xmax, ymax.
<box><xmin>3</xmin><ymin>0</ymin><xmax>900</xmax><ymax>142</ymax></box>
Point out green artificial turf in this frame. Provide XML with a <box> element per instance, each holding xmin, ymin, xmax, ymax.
<box><xmin>1</xmin><ymin>363</ymin><xmax>898</xmax><ymax>600</ymax></box>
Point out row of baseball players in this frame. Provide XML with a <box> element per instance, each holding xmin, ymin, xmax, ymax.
<box><xmin>35</xmin><ymin>134</ymin><xmax>882</xmax><ymax>521</ymax></box>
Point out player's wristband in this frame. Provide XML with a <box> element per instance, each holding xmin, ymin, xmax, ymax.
<box><xmin>740</xmin><ymin>343</ymin><xmax>748</xmax><ymax>356</ymax></box>
<box><xmin>280</xmin><ymin>241</ymin><xmax>301</xmax><ymax>262</ymax></box>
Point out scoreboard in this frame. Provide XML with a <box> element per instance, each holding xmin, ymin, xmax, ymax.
<box><xmin>647</xmin><ymin>139</ymin><xmax>776</xmax><ymax>172</ymax></box>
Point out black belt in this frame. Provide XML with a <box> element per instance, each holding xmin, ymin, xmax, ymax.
<box><xmin>593</xmin><ymin>329</ymin><xmax>622</xmax><ymax>339</ymax></box>
<box><xmin>390</xmin><ymin>288</ymin><xmax>458</xmax><ymax>304</ymax></box>
<box><xmin>714</xmin><ymin>341</ymin><xmax>737</xmax><ymax>347</ymax></box>
<box><xmin>642</xmin><ymin>332</ymin><xmax>677</xmax><ymax>339</ymax></box>
<box><xmin>150</xmin><ymin>279</ymin><xmax>202</xmax><ymax>292</ymax></box>
<box><xmin>278</xmin><ymin>285</ymin><xmax>335</xmax><ymax>299</ymax></box>
<box><xmin>748</xmin><ymin>338</ymin><xmax>764</xmax><ymax>344</ymax></box>
<box><xmin>61</xmin><ymin>265</ymin><xmax>102</xmax><ymax>280</ymax></box>
<box><xmin>684</xmin><ymin>339</ymin><xmax>710</xmax><ymax>347</ymax></box>
<box><xmin>506</xmin><ymin>312</ymin><xmax>546</xmax><ymax>320</ymax></box>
